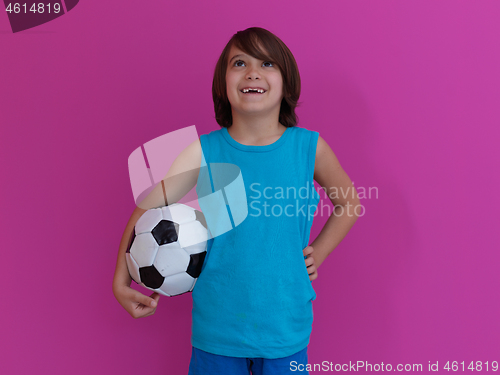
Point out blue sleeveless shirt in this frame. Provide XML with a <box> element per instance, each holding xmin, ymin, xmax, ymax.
<box><xmin>192</xmin><ymin>125</ymin><xmax>320</xmax><ymax>359</ymax></box>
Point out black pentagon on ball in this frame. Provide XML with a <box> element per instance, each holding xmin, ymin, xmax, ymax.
<box><xmin>187</xmin><ymin>251</ymin><xmax>207</xmax><ymax>278</ymax></box>
<box><xmin>152</xmin><ymin>220</ymin><xmax>179</xmax><ymax>245</ymax></box>
<box><xmin>126</xmin><ymin>227</ymin><xmax>136</xmax><ymax>253</ymax></box>
<box><xmin>195</xmin><ymin>210</ymin><xmax>208</xmax><ymax>229</ymax></box>
<box><xmin>139</xmin><ymin>266</ymin><xmax>165</xmax><ymax>289</ymax></box>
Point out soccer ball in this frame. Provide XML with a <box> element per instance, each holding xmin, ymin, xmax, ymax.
<box><xmin>126</xmin><ymin>203</ymin><xmax>209</xmax><ymax>297</ymax></box>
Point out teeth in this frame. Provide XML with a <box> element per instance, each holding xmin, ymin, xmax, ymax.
<box><xmin>242</xmin><ymin>88</ymin><xmax>265</xmax><ymax>93</ymax></box>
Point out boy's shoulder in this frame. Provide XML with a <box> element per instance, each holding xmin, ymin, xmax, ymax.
<box><xmin>290</xmin><ymin>126</ymin><xmax>319</xmax><ymax>142</ymax></box>
<box><xmin>290</xmin><ymin>125</ymin><xmax>318</xmax><ymax>135</ymax></box>
<box><xmin>200</xmin><ymin>127</ymin><xmax>224</xmax><ymax>139</ymax></box>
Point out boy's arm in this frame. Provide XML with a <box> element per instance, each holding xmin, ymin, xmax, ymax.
<box><xmin>113</xmin><ymin>138</ymin><xmax>202</xmax><ymax>317</ymax></box>
<box><xmin>307</xmin><ymin>135</ymin><xmax>361</xmax><ymax>272</ymax></box>
<box><xmin>113</xmin><ymin>205</ymin><xmax>147</xmax><ymax>292</ymax></box>
<box><xmin>137</xmin><ymin>138</ymin><xmax>203</xmax><ymax>210</ymax></box>
<box><xmin>113</xmin><ymin>204</ymin><xmax>159</xmax><ymax>318</ymax></box>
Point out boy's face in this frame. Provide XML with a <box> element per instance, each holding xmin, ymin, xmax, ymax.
<box><xmin>225</xmin><ymin>45</ymin><xmax>284</xmax><ymax>118</ymax></box>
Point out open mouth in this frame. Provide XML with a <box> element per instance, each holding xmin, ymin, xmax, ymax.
<box><xmin>240</xmin><ymin>88</ymin><xmax>266</xmax><ymax>94</ymax></box>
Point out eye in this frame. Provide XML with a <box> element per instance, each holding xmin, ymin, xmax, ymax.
<box><xmin>233</xmin><ymin>60</ymin><xmax>274</xmax><ymax>67</ymax></box>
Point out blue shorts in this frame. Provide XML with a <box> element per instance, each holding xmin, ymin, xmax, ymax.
<box><xmin>188</xmin><ymin>346</ymin><xmax>309</xmax><ymax>375</ymax></box>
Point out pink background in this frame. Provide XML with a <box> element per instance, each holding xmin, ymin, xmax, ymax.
<box><xmin>1</xmin><ymin>1</ymin><xmax>499</xmax><ymax>374</ymax></box>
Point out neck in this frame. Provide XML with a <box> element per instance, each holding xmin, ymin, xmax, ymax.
<box><xmin>228</xmin><ymin>111</ymin><xmax>286</xmax><ymax>145</ymax></box>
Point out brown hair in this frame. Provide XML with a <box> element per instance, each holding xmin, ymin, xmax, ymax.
<box><xmin>212</xmin><ymin>27</ymin><xmax>301</xmax><ymax>128</ymax></box>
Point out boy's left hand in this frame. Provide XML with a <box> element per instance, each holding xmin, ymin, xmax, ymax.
<box><xmin>303</xmin><ymin>245</ymin><xmax>318</xmax><ymax>281</ymax></box>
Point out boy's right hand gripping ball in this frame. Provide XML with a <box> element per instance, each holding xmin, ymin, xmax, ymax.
<box><xmin>126</xmin><ymin>203</ymin><xmax>209</xmax><ymax>297</ymax></box>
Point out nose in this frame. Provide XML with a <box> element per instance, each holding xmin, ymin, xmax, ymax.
<box><xmin>246</xmin><ymin>65</ymin><xmax>261</xmax><ymax>80</ymax></box>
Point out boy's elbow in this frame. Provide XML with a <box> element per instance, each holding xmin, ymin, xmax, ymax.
<box><xmin>351</xmin><ymin>199</ymin><xmax>362</xmax><ymax>220</ymax></box>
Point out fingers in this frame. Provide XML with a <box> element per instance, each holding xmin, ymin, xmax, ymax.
<box><xmin>303</xmin><ymin>246</ymin><xmax>318</xmax><ymax>281</ymax></box>
<box><xmin>306</xmin><ymin>258</ymin><xmax>318</xmax><ymax>280</ymax></box>
<box><xmin>308</xmin><ymin>268</ymin><xmax>318</xmax><ymax>281</ymax></box>
<box><xmin>149</xmin><ymin>292</ymin><xmax>161</xmax><ymax>307</ymax></box>
<box><xmin>305</xmin><ymin>258</ymin><xmax>316</xmax><ymax>274</ymax></box>
<box><xmin>114</xmin><ymin>284</ymin><xmax>160</xmax><ymax>319</ymax></box>
<box><xmin>303</xmin><ymin>245</ymin><xmax>314</xmax><ymax>258</ymax></box>
<box><xmin>138</xmin><ymin>291</ymin><xmax>157</xmax><ymax>308</ymax></box>
<box><xmin>128</xmin><ymin>290</ymin><xmax>159</xmax><ymax>318</ymax></box>
<box><xmin>304</xmin><ymin>256</ymin><xmax>314</xmax><ymax>267</ymax></box>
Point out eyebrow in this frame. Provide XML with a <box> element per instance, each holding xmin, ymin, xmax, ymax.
<box><xmin>229</xmin><ymin>54</ymin><xmax>245</xmax><ymax>63</ymax></box>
